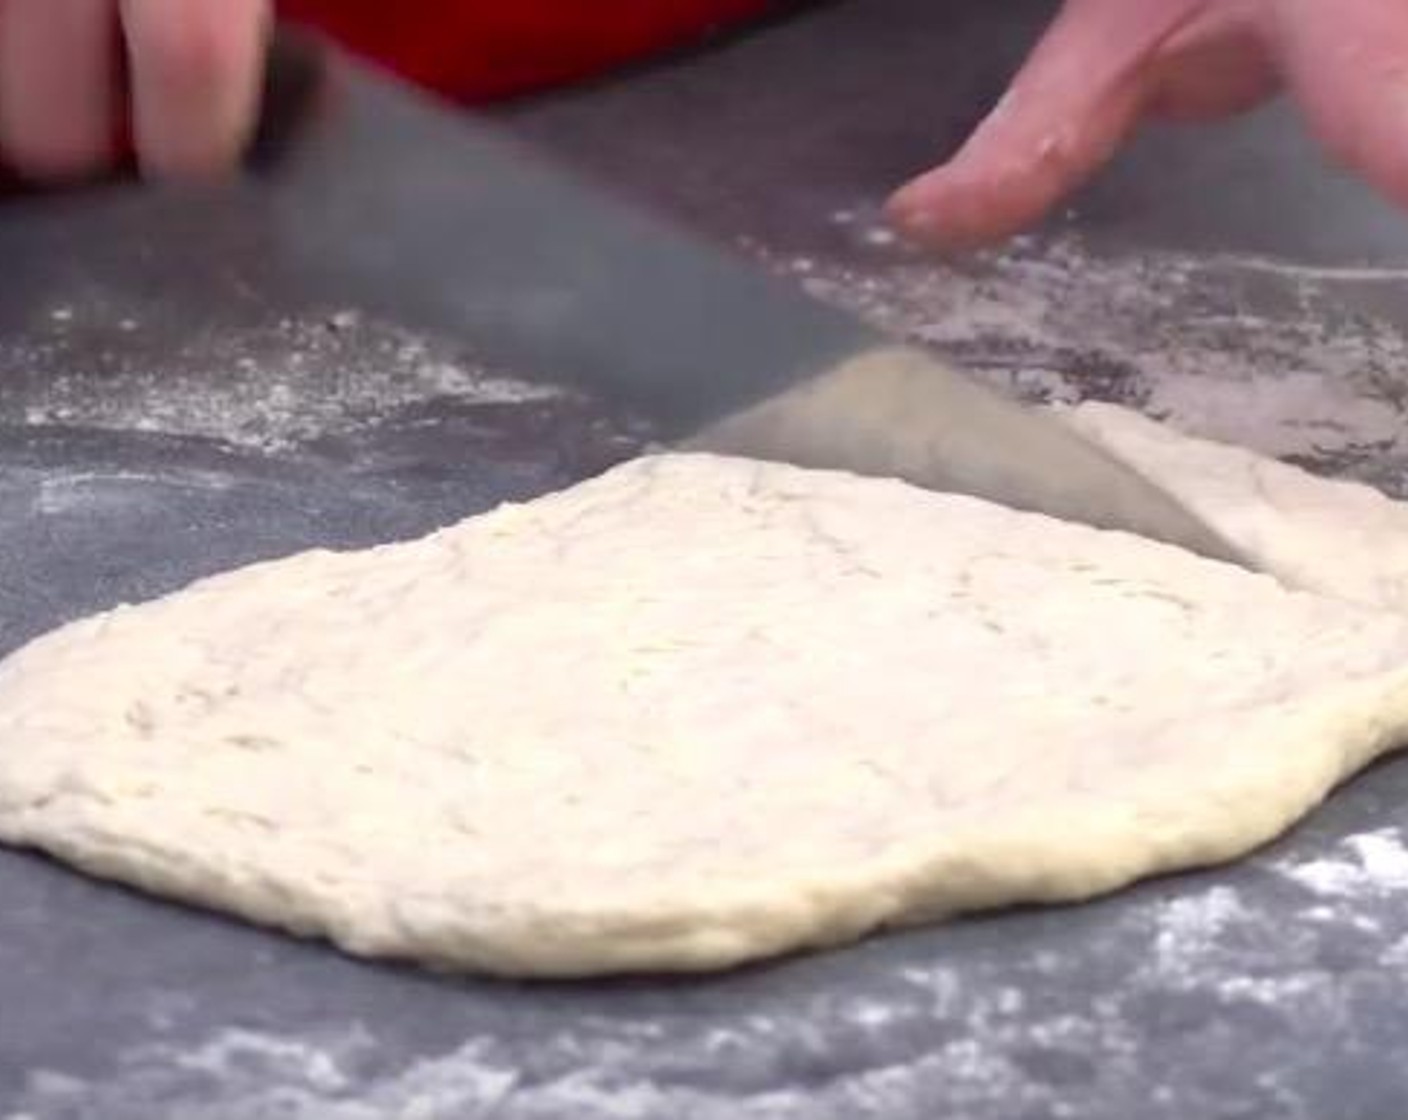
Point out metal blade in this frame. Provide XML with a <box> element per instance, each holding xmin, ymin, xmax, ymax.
<box><xmin>691</xmin><ymin>347</ymin><xmax>1250</xmax><ymax>565</ymax></box>
<box><xmin>257</xmin><ymin>43</ymin><xmax>1246</xmax><ymax>566</ymax></box>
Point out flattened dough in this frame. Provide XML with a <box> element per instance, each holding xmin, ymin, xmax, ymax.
<box><xmin>5</xmin><ymin>430</ymin><xmax>1408</xmax><ymax>975</ymax></box>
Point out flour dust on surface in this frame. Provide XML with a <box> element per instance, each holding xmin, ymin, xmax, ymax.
<box><xmin>0</xmin><ymin>302</ymin><xmax>563</xmax><ymax>454</ymax></box>
<box><xmin>753</xmin><ymin>212</ymin><xmax>1408</xmax><ymax>495</ymax></box>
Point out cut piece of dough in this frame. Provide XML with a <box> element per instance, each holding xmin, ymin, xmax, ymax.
<box><xmin>4</xmin><ymin>448</ymin><xmax>1408</xmax><ymax>976</ymax></box>
<box><xmin>1062</xmin><ymin>401</ymin><xmax>1408</xmax><ymax>611</ymax></box>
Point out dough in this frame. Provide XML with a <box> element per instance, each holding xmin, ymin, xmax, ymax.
<box><xmin>1063</xmin><ymin>402</ymin><xmax>1408</xmax><ymax>611</ymax></box>
<box><xmin>4</xmin><ymin>437</ymin><xmax>1408</xmax><ymax>976</ymax></box>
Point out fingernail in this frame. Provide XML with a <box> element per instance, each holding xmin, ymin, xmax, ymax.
<box><xmin>885</xmin><ymin>186</ymin><xmax>968</xmax><ymax>251</ymax></box>
<box><xmin>885</xmin><ymin>182</ymin><xmax>933</xmax><ymax>228</ymax></box>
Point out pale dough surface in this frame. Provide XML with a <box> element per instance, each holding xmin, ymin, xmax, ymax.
<box><xmin>6</xmin><ymin>421</ymin><xmax>1408</xmax><ymax>975</ymax></box>
<box><xmin>1063</xmin><ymin>402</ymin><xmax>1408</xmax><ymax>611</ymax></box>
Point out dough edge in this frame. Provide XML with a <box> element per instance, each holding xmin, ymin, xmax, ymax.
<box><xmin>2</xmin><ymin>666</ymin><xmax>1403</xmax><ymax>977</ymax></box>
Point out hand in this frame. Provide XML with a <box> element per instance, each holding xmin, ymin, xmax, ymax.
<box><xmin>887</xmin><ymin>0</ymin><xmax>1408</xmax><ymax>249</ymax></box>
<box><xmin>0</xmin><ymin>0</ymin><xmax>270</xmax><ymax>181</ymax></box>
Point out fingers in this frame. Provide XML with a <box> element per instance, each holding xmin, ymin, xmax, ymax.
<box><xmin>888</xmin><ymin>0</ymin><xmax>1206</xmax><ymax>249</ymax></box>
<box><xmin>1270</xmin><ymin>0</ymin><xmax>1408</xmax><ymax>211</ymax></box>
<box><xmin>0</xmin><ymin>0</ymin><xmax>117</xmax><ymax>181</ymax></box>
<box><xmin>119</xmin><ymin>0</ymin><xmax>270</xmax><ymax>178</ymax></box>
<box><xmin>1148</xmin><ymin>2</ymin><xmax>1277</xmax><ymax>122</ymax></box>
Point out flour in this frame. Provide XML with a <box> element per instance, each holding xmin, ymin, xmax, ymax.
<box><xmin>756</xmin><ymin>225</ymin><xmax>1408</xmax><ymax>486</ymax></box>
<box><xmin>29</xmin><ymin>472</ymin><xmax>237</xmax><ymax>518</ymax></box>
<box><xmin>0</xmin><ymin>871</ymin><xmax>1376</xmax><ymax>1120</ymax></box>
<box><xmin>0</xmin><ymin>986</ymin><xmax>1077</xmax><ymax>1119</ymax></box>
<box><xmin>0</xmin><ymin>304</ymin><xmax>563</xmax><ymax>454</ymax></box>
<box><xmin>1275</xmin><ymin>828</ymin><xmax>1408</xmax><ymax>898</ymax></box>
<box><xmin>1149</xmin><ymin>887</ymin><xmax>1250</xmax><ymax>983</ymax></box>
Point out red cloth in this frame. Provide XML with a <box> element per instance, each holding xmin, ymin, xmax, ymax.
<box><xmin>276</xmin><ymin>1</ymin><xmax>773</xmax><ymax>101</ymax></box>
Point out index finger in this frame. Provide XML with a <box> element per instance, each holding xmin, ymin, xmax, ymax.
<box><xmin>118</xmin><ymin>0</ymin><xmax>270</xmax><ymax>178</ymax></box>
<box><xmin>886</xmin><ymin>0</ymin><xmax>1196</xmax><ymax>249</ymax></box>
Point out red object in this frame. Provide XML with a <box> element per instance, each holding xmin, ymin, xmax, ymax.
<box><xmin>276</xmin><ymin>0</ymin><xmax>774</xmax><ymax>102</ymax></box>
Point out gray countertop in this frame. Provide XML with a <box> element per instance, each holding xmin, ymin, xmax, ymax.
<box><xmin>6</xmin><ymin>2</ymin><xmax>1408</xmax><ymax>1117</ymax></box>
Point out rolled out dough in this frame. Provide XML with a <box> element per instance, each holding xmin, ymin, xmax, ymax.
<box><xmin>5</xmin><ymin>413</ymin><xmax>1408</xmax><ymax>976</ymax></box>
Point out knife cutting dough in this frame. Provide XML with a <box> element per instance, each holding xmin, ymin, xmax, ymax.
<box><xmin>5</xmin><ymin>403</ymin><xmax>1408</xmax><ymax>976</ymax></box>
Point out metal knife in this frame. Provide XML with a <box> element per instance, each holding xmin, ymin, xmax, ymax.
<box><xmin>253</xmin><ymin>36</ymin><xmax>1245</xmax><ymax>566</ymax></box>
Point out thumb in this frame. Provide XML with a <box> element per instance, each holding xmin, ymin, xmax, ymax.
<box><xmin>887</xmin><ymin>0</ymin><xmax>1197</xmax><ymax>249</ymax></box>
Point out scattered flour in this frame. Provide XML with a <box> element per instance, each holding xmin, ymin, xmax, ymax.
<box><xmin>1149</xmin><ymin>886</ymin><xmax>1249</xmax><ymax>982</ymax></box>
<box><xmin>0</xmin><ymin>304</ymin><xmax>563</xmax><ymax>454</ymax></box>
<box><xmin>1275</xmin><ymin>829</ymin><xmax>1408</xmax><ymax>898</ymax></box>
<box><xmin>754</xmin><ymin>224</ymin><xmax>1408</xmax><ymax>487</ymax></box>
<box><xmin>28</xmin><ymin>471</ymin><xmax>237</xmax><ymax>518</ymax></box>
<box><xmin>4</xmin><ymin>871</ymin><xmax>1375</xmax><ymax>1120</ymax></box>
<box><xmin>11</xmin><ymin>214</ymin><xmax>1408</xmax><ymax>483</ymax></box>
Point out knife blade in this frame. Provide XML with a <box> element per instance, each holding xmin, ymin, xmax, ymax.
<box><xmin>256</xmin><ymin>38</ymin><xmax>1246</xmax><ymax>567</ymax></box>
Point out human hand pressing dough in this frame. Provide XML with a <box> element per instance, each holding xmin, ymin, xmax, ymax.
<box><xmin>889</xmin><ymin>0</ymin><xmax>1408</xmax><ymax>248</ymax></box>
<box><xmin>0</xmin><ymin>0</ymin><xmax>270</xmax><ymax>180</ymax></box>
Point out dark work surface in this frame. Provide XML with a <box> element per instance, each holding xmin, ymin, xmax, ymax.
<box><xmin>6</xmin><ymin>1</ymin><xmax>1408</xmax><ymax>1117</ymax></box>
